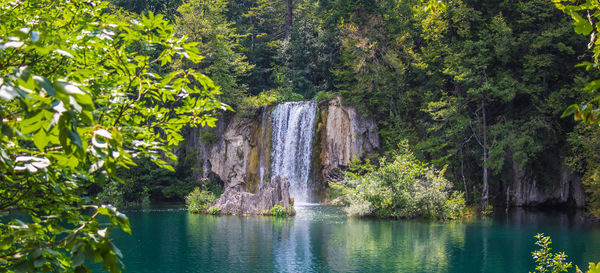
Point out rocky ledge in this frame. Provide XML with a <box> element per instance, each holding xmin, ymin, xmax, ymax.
<box><xmin>211</xmin><ymin>176</ymin><xmax>295</xmax><ymax>216</ymax></box>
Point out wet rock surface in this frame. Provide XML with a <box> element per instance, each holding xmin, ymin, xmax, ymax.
<box><xmin>211</xmin><ymin>176</ymin><xmax>294</xmax><ymax>215</ymax></box>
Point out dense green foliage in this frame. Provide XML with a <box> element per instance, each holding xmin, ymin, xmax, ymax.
<box><xmin>553</xmin><ymin>0</ymin><xmax>600</xmax><ymax>219</ymax></box>
<box><xmin>329</xmin><ymin>0</ymin><xmax>589</xmax><ymax>210</ymax></box>
<box><xmin>332</xmin><ymin>142</ymin><xmax>466</xmax><ymax>220</ymax></box>
<box><xmin>185</xmin><ymin>187</ymin><xmax>217</xmax><ymax>213</ymax></box>
<box><xmin>566</xmin><ymin>124</ymin><xmax>600</xmax><ymax>218</ymax></box>
<box><xmin>96</xmin><ymin>158</ymin><xmax>195</xmax><ymax>207</ymax></box>
<box><xmin>0</xmin><ymin>0</ymin><xmax>222</xmax><ymax>272</ymax></box>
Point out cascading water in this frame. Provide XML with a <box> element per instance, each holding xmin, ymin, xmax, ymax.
<box><xmin>270</xmin><ymin>101</ymin><xmax>317</xmax><ymax>204</ymax></box>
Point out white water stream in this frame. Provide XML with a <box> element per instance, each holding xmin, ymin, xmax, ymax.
<box><xmin>270</xmin><ymin>101</ymin><xmax>317</xmax><ymax>204</ymax></box>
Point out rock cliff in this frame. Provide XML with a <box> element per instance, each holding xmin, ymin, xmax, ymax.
<box><xmin>508</xmin><ymin>159</ymin><xmax>585</xmax><ymax>208</ymax></box>
<box><xmin>183</xmin><ymin>97</ymin><xmax>379</xmax><ymax>202</ymax></box>
<box><xmin>182</xmin><ymin>107</ymin><xmax>272</xmax><ymax>193</ymax></box>
<box><xmin>211</xmin><ymin>176</ymin><xmax>294</xmax><ymax>215</ymax></box>
<box><xmin>314</xmin><ymin>97</ymin><xmax>380</xmax><ymax>183</ymax></box>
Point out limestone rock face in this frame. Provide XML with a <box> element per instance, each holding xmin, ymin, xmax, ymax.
<box><xmin>182</xmin><ymin>97</ymin><xmax>379</xmax><ymax>202</ymax></box>
<box><xmin>316</xmin><ymin>97</ymin><xmax>380</xmax><ymax>182</ymax></box>
<box><xmin>212</xmin><ymin>176</ymin><xmax>293</xmax><ymax>215</ymax></box>
<box><xmin>509</xmin><ymin>157</ymin><xmax>584</xmax><ymax>208</ymax></box>
<box><xmin>183</xmin><ymin>107</ymin><xmax>271</xmax><ymax>193</ymax></box>
<box><xmin>208</xmin><ymin>116</ymin><xmax>256</xmax><ymax>190</ymax></box>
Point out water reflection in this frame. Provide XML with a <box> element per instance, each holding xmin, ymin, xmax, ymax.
<box><xmin>106</xmin><ymin>206</ymin><xmax>600</xmax><ymax>273</ymax></box>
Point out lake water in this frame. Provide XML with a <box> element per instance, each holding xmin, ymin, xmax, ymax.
<box><xmin>106</xmin><ymin>205</ymin><xmax>600</xmax><ymax>273</ymax></box>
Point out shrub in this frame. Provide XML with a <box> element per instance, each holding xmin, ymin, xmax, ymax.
<box><xmin>206</xmin><ymin>207</ymin><xmax>221</xmax><ymax>215</ymax></box>
<box><xmin>185</xmin><ymin>187</ymin><xmax>217</xmax><ymax>214</ymax></box>
<box><xmin>141</xmin><ymin>186</ymin><xmax>151</xmax><ymax>207</ymax></box>
<box><xmin>237</xmin><ymin>90</ymin><xmax>279</xmax><ymax>117</ymax></box>
<box><xmin>270</xmin><ymin>205</ymin><xmax>288</xmax><ymax>217</ymax></box>
<box><xmin>332</xmin><ymin>140</ymin><xmax>466</xmax><ymax>220</ymax></box>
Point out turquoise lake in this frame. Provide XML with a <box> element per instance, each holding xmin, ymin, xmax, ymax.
<box><xmin>106</xmin><ymin>205</ymin><xmax>600</xmax><ymax>272</ymax></box>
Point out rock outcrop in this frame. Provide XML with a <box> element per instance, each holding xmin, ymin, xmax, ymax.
<box><xmin>207</xmin><ymin>109</ymin><xmax>272</xmax><ymax>193</ymax></box>
<box><xmin>182</xmin><ymin>96</ymin><xmax>379</xmax><ymax>203</ymax></box>
<box><xmin>314</xmin><ymin>97</ymin><xmax>380</xmax><ymax>183</ymax></box>
<box><xmin>182</xmin><ymin>107</ymin><xmax>272</xmax><ymax>193</ymax></box>
<box><xmin>211</xmin><ymin>176</ymin><xmax>294</xmax><ymax>215</ymax></box>
<box><xmin>509</xmin><ymin>161</ymin><xmax>585</xmax><ymax>208</ymax></box>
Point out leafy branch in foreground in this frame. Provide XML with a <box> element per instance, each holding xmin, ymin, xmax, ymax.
<box><xmin>531</xmin><ymin>233</ymin><xmax>572</xmax><ymax>273</ymax></box>
<box><xmin>0</xmin><ymin>0</ymin><xmax>223</xmax><ymax>272</ymax></box>
<box><xmin>555</xmin><ymin>0</ymin><xmax>600</xmax><ymax>124</ymax></box>
<box><xmin>530</xmin><ymin>233</ymin><xmax>600</xmax><ymax>273</ymax></box>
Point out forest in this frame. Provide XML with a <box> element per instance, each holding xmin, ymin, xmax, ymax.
<box><xmin>103</xmin><ymin>0</ymin><xmax>600</xmax><ymax>215</ymax></box>
<box><xmin>3</xmin><ymin>0</ymin><xmax>600</xmax><ymax>272</ymax></box>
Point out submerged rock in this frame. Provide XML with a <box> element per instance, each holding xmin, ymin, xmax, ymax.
<box><xmin>211</xmin><ymin>176</ymin><xmax>294</xmax><ymax>215</ymax></box>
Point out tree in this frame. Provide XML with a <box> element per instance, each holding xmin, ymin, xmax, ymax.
<box><xmin>0</xmin><ymin>1</ymin><xmax>223</xmax><ymax>272</ymax></box>
<box><xmin>110</xmin><ymin>0</ymin><xmax>184</xmax><ymax>20</ymax></box>
<box><xmin>175</xmin><ymin>0</ymin><xmax>253</xmax><ymax>107</ymax></box>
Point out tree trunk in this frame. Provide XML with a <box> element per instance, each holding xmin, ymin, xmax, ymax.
<box><xmin>481</xmin><ymin>95</ymin><xmax>489</xmax><ymax>209</ymax></box>
<box><xmin>285</xmin><ymin>0</ymin><xmax>293</xmax><ymax>40</ymax></box>
<box><xmin>460</xmin><ymin>146</ymin><xmax>469</xmax><ymax>202</ymax></box>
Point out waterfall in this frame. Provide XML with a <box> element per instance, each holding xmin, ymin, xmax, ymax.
<box><xmin>270</xmin><ymin>101</ymin><xmax>317</xmax><ymax>204</ymax></box>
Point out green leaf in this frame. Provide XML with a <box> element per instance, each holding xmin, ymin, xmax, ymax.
<box><xmin>572</xmin><ymin>11</ymin><xmax>593</xmax><ymax>35</ymax></box>
<box><xmin>562</xmin><ymin>104</ymin><xmax>580</xmax><ymax>118</ymax></box>
<box><xmin>33</xmin><ymin>76</ymin><xmax>56</xmax><ymax>97</ymax></box>
<box><xmin>16</xmin><ymin>66</ymin><xmax>31</xmax><ymax>81</ymax></box>
<box><xmin>33</xmin><ymin>130</ymin><xmax>49</xmax><ymax>151</ymax></box>
<box><xmin>68</xmin><ymin>129</ymin><xmax>83</xmax><ymax>149</ymax></box>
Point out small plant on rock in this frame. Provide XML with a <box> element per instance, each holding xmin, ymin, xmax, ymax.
<box><xmin>270</xmin><ymin>205</ymin><xmax>288</xmax><ymax>217</ymax></box>
<box><xmin>185</xmin><ymin>187</ymin><xmax>216</xmax><ymax>214</ymax></box>
<box><xmin>207</xmin><ymin>207</ymin><xmax>221</xmax><ymax>215</ymax></box>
